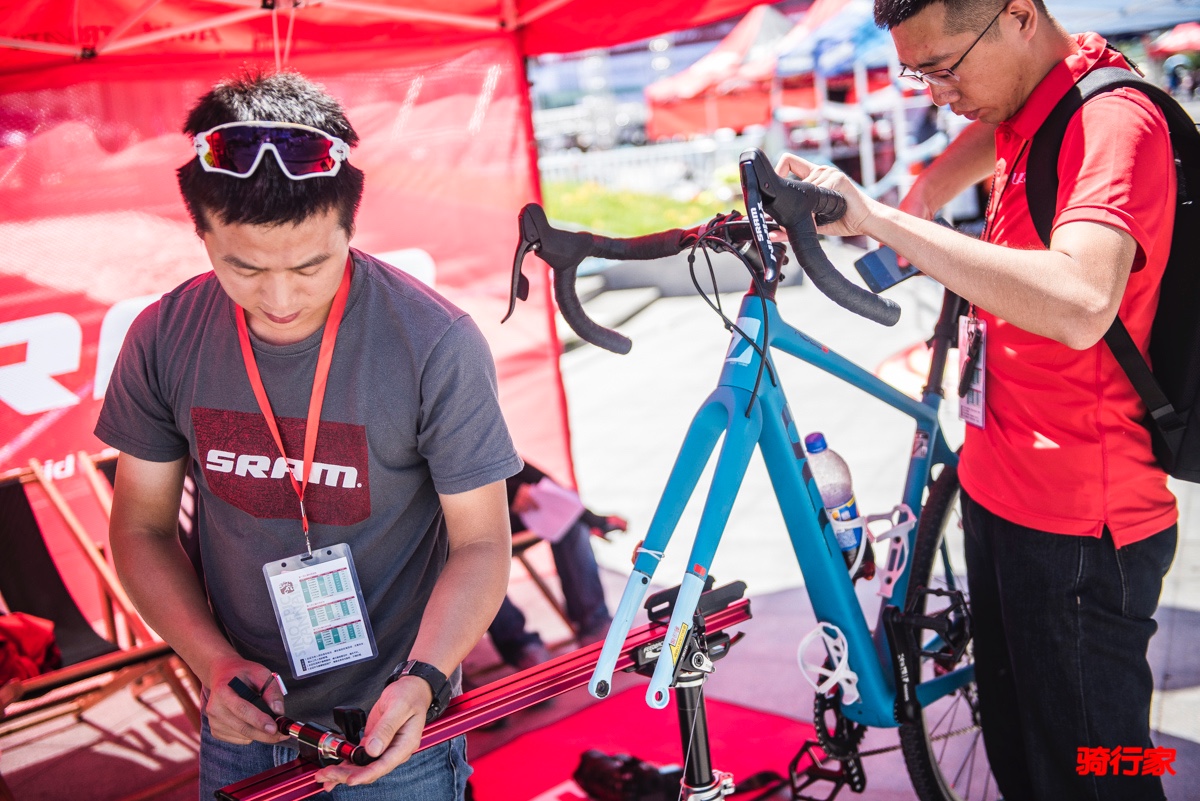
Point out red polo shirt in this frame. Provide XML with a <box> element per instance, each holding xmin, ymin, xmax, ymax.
<box><xmin>957</xmin><ymin>33</ymin><xmax>1177</xmax><ymax>547</ymax></box>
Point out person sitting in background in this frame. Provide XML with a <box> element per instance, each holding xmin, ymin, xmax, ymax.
<box><xmin>489</xmin><ymin>462</ymin><xmax>626</xmax><ymax>669</ymax></box>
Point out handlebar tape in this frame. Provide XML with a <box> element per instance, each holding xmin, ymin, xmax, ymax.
<box><xmin>588</xmin><ymin>230</ymin><xmax>689</xmax><ymax>261</ymax></box>
<box><xmin>554</xmin><ymin>264</ymin><xmax>633</xmax><ymax>354</ymax></box>
<box><xmin>784</xmin><ymin>211</ymin><xmax>900</xmax><ymax>326</ymax></box>
<box><xmin>560</xmin><ymin>230</ymin><xmax>686</xmax><ymax>353</ymax></box>
<box><xmin>738</xmin><ymin>148</ymin><xmax>899</xmax><ymax>327</ymax></box>
<box><xmin>767</xmin><ymin>174</ymin><xmax>899</xmax><ymax>327</ymax></box>
<box><xmin>524</xmin><ymin>202</ymin><xmax>689</xmax><ymax>354</ymax></box>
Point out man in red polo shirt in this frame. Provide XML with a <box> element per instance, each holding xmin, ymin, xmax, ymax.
<box><xmin>775</xmin><ymin>0</ymin><xmax>1177</xmax><ymax>798</ymax></box>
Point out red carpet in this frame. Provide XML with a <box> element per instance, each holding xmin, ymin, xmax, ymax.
<box><xmin>469</xmin><ymin>685</ymin><xmax>818</xmax><ymax>800</ymax></box>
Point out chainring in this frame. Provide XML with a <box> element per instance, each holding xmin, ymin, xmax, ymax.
<box><xmin>812</xmin><ymin>689</ymin><xmax>867</xmax><ymax>761</ymax></box>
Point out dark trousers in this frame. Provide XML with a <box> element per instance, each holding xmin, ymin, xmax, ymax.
<box><xmin>961</xmin><ymin>491</ymin><xmax>1176</xmax><ymax>801</ymax></box>
<box><xmin>489</xmin><ymin>520</ymin><xmax>610</xmax><ymax>665</ymax></box>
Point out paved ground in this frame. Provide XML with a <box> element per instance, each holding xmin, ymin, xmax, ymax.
<box><xmin>551</xmin><ymin>238</ymin><xmax>1200</xmax><ymax>799</ymax></box>
<box><xmin>3</xmin><ymin>241</ymin><xmax>1198</xmax><ymax>800</ymax></box>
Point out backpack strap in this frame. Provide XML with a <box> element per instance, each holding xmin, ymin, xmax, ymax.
<box><xmin>1025</xmin><ymin>66</ymin><xmax>1196</xmax><ymax>451</ymax></box>
<box><xmin>1027</xmin><ymin>66</ymin><xmax>1198</xmax><ymax>246</ymax></box>
<box><xmin>1104</xmin><ymin>312</ymin><xmax>1185</xmax><ymax>441</ymax></box>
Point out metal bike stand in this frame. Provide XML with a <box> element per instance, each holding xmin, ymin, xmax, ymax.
<box><xmin>628</xmin><ymin>580</ymin><xmax>748</xmax><ymax>801</ymax></box>
<box><xmin>672</xmin><ymin>668</ymin><xmax>734</xmax><ymax>801</ymax></box>
<box><xmin>216</xmin><ymin>585</ymin><xmax>755</xmax><ymax>801</ymax></box>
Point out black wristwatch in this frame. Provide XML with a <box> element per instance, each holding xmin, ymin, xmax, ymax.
<box><xmin>386</xmin><ymin>660</ymin><xmax>451</xmax><ymax>723</ymax></box>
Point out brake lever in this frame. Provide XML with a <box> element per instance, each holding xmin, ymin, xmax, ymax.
<box><xmin>738</xmin><ymin>156</ymin><xmax>781</xmax><ymax>283</ymax></box>
<box><xmin>503</xmin><ymin>212</ymin><xmax>537</xmax><ymax>323</ymax></box>
<box><xmin>741</xmin><ymin>148</ymin><xmax>845</xmax><ymax>226</ymax></box>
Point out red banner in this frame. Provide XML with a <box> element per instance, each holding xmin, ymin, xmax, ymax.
<box><xmin>0</xmin><ymin>37</ymin><xmax>574</xmax><ymax>486</ymax></box>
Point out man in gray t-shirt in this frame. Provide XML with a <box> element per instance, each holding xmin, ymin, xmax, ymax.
<box><xmin>95</xmin><ymin>73</ymin><xmax>520</xmax><ymax>798</ymax></box>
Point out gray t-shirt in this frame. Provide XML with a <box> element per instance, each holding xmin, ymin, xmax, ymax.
<box><xmin>95</xmin><ymin>249</ymin><xmax>522</xmax><ymax>723</ymax></box>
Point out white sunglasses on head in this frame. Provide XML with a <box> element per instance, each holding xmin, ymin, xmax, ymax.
<box><xmin>193</xmin><ymin>120</ymin><xmax>351</xmax><ymax>180</ymax></box>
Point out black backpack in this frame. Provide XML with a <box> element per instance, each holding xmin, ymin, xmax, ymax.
<box><xmin>1027</xmin><ymin>66</ymin><xmax>1200</xmax><ymax>482</ymax></box>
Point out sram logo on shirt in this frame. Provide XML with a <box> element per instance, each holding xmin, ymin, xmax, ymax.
<box><xmin>194</xmin><ymin>408</ymin><xmax>370</xmax><ymax>525</ymax></box>
<box><xmin>204</xmin><ymin>450</ymin><xmax>359</xmax><ymax>488</ymax></box>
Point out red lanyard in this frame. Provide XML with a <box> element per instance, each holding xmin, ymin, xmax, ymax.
<box><xmin>235</xmin><ymin>255</ymin><xmax>353</xmax><ymax>552</ymax></box>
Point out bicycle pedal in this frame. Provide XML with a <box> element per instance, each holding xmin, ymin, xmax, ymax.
<box><xmin>787</xmin><ymin>740</ymin><xmax>866</xmax><ymax>800</ymax></box>
<box><xmin>904</xmin><ymin>587</ymin><xmax>972</xmax><ymax>666</ymax></box>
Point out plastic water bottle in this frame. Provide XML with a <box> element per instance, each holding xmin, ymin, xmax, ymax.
<box><xmin>804</xmin><ymin>432</ymin><xmax>874</xmax><ymax>580</ymax></box>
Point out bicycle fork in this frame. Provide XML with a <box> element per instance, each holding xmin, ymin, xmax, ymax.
<box><xmin>589</xmin><ymin>387</ymin><xmax>761</xmax><ymax>707</ymax></box>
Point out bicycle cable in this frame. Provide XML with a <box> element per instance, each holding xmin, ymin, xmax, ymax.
<box><xmin>683</xmin><ymin>215</ymin><xmax>779</xmax><ymax>417</ymax></box>
<box><xmin>674</xmin><ymin>682</ymin><xmax>705</xmax><ymax>801</ymax></box>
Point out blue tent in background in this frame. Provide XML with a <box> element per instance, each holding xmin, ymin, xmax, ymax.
<box><xmin>1048</xmin><ymin>0</ymin><xmax>1200</xmax><ymax>38</ymax></box>
<box><xmin>775</xmin><ymin>0</ymin><xmax>1200</xmax><ymax>83</ymax></box>
<box><xmin>776</xmin><ymin>0</ymin><xmax>892</xmax><ymax>78</ymax></box>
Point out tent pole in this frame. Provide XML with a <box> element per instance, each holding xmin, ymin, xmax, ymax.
<box><xmin>316</xmin><ymin>0</ymin><xmax>501</xmax><ymax>31</ymax></box>
<box><xmin>513</xmin><ymin>38</ymin><xmax>579</xmax><ymax>488</ymax></box>
<box><xmin>99</xmin><ymin>8</ymin><xmax>270</xmax><ymax>55</ymax></box>
<box><xmin>94</xmin><ymin>0</ymin><xmax>165</xmax><ymax>55</ymax></box>
<box><xmin>0</xmin><ymin>38</ymin><xmax>81</xmax><ymax>57</ymax></box>
<box><xmin>518</xmin><ymin>0</ymin><xmax>580</xmax><ymax>27</ymax></box>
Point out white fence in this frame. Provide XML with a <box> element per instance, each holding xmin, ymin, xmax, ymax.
<box><xmin>537</xmin><ymin>132</ymin><xmax>764</xmax><ymax>195</ymax></box>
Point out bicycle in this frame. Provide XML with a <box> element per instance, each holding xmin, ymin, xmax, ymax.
<box><xmin>507</xmin><ymin>148</ymin><xmax>993</xmax><ymax>801</ymax></box>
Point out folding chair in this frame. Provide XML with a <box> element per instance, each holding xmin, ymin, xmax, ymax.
<box><xmin>510</xmin><ymin>531</ymin><xmax>576</xmax><ymax>635</ymax></box>
<box><xmin>0</xmin><ymin>476</ymin><xmax>195</xmax><ymax>735</ymax></box>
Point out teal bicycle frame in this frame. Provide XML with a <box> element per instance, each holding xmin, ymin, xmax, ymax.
<box><xmin>588</xmin><ymin>288</ymin><xmax>964</xmax><ymax>729</ymax></box>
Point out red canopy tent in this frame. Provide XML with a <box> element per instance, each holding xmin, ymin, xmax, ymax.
<box><xmin>645</xmin><ymin>4</ymin><xmax>794</xmax><ymax>140</ymax></box>
<box><xmin>0</xmin><ymin>0</ymin><xmax>761</xmax><ymax>480</ymax></box>
<box><xmin>1149</xmin><ymin>21</ymin><xmax>1200</xmax><ymax>57</ymax></box>
<box><xmin>0</xmin><ymin>0</ymin><xmax>760</xmax><ymax>620</ymax></box>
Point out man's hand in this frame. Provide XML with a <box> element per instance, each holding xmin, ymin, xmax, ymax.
<box><xmin>774</xmin><ymin>153</ymin><xmax>878</xmax><ymax>237</ymax></box>
<box><xmin>511</xmin><ymin>483</ymin><xmax>539</xmax><ymax>515</ymax></box>
<box><xmin>314</xmin><ymin>676</ymin><xmax>433</xmax><ymax>790</ymax></box>
<box><xmin>203</xmin><ymin>656</ymin><xmax>288</xmax><ymax>745</ymax></box>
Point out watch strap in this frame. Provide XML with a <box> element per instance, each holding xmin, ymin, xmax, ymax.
<box><xmin>387</xmin><ymin>660</ymin><xmax>451</xmax><ymax>723</ymax></box>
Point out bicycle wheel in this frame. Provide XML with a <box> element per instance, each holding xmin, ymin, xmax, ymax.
<box><xmin>898</xmin><ymin>464</ymin><xmax>1000</xmax><ymax>801</ymax></box>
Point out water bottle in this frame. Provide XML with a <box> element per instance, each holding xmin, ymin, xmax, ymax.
<box><xmin>804</xmin><ymin>432</ymin><xmax>874</xmax><ymax>580</ymax></box>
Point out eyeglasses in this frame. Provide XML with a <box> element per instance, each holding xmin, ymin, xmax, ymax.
<box><xmin>897</xmin><ymin>4</ymin><xmax>1006</xmax><ymax>88</ymax></box>
<box><xmin>193</xmin><ymin>121</ymin><xmax>351</xmax><ymax>180</ymax></box>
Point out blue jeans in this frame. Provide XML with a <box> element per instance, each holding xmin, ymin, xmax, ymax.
<box><xmin>199</xmin><ymin>717</ymin><xmax>471</xmax><ymax>800</ymax></box>
<box><xmin>962</xmin><ymin>491</ymin><xmax>1176</xmax><ymax>801</ymax></box>
<box><xmin>489</xmin><ymin>521</ymin><xmax>610</xmax><ymax>665</ymax></box>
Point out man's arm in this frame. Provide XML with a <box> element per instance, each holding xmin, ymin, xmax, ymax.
<box><xmin>865</xmin><ymin>212</ymin><xmax>1135</xmax><ymax>348</ymax></box>
<box><xmin>776</xmin><ymin>154</ymin><xmax>1137</xmax><ymax>349</ymax></box>
<box><xmin>109</xmin><ymin>453</ymin><xmax>287</xmax><ymax>744</ymax></box>
<box><xmin>315</xmin><ymin>479</ymin><xmax>511</xmax><ymax>790</ymax></box>
<box><xmin>900</xmin><ymin>120</ymin><xmax>997</xmax><ymax>220</ymax></box>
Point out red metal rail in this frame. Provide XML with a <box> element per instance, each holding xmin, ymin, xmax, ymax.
<box><xmin>218</xmin><ymin>598</ymin><xmax>752</xmax><ymax>801</ymax></box>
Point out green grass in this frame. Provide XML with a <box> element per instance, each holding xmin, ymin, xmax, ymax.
<box><xmin>542</xmin><ymin>181</ymin><xmax>744</xmax><ymax>237</ymax></box>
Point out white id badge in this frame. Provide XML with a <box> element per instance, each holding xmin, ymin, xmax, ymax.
<box><xmin>263</xmin><ymin>543</ymin><xmax>377</xmax><ymax>679</ymax></box>
<box><xmin>958</xmin><ymin>316</ymin><xmax>986</xmax><ymax>429</ymax></box>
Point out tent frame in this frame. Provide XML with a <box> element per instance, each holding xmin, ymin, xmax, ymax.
<box><xmin>0</xmin><ymin>0</ymin><xmax>597</xmax><ymax>62</ymax></box>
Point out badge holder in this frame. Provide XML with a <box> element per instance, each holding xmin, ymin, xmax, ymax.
<box><xmin>958</xmin><ymin>315</ymin><xmax>986</xmax><ymax>429</ymax></box>
<box><xmin>263</xmin><ymin>543</ymin><xmax>377</xmax><ymax>680</ymax></box>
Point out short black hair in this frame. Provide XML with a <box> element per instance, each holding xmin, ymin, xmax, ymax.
<box><xmin>874</xmin><ymin>0</ymin><xmax>1044</xmax><ymax>34</ymax></box>
<box><xmin>178</xmin><ymin>70</ymin><xmax>364</xmax><ymax>235</ymax></box>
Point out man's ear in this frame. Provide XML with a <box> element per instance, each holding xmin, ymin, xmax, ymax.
<box><xmin>1005</xmin><ymin>0</ymin><xmax>1039</xmax><ymax>40</ymax></box>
